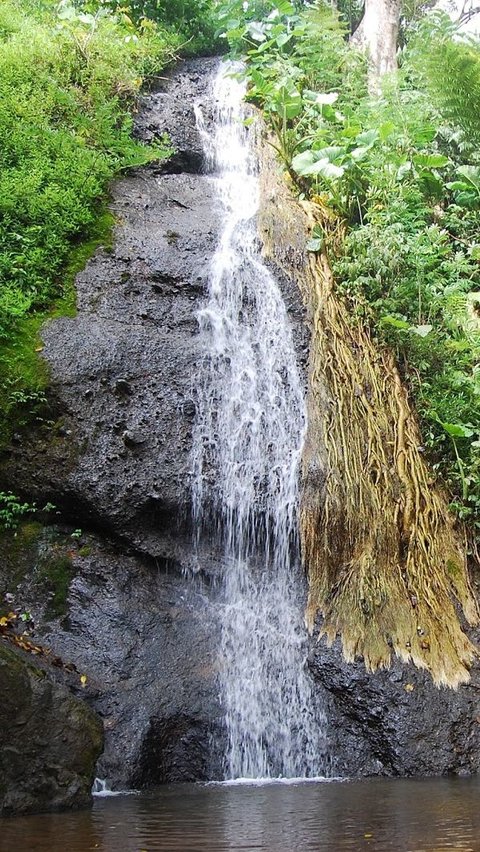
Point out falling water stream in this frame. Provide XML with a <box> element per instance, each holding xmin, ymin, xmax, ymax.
<box><xmin>191</xmin><ymin>63</ymin><xmax>326</xmax><ymax>780</ymax></box>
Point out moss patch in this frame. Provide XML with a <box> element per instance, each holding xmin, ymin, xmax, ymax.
<box><xmin>77</xmin><ymin>545</ymin><xmax>92</xmax><ymax>558</ymax></box>
<box><xmin>0</xmin><ymin>521</ymin><xmax>43</xmax><ymax>612</ymax></box>
<box><xmin>0</xmin><ymin>209</ymin><xmax>115</xmax><ymax>454</ymax></box>
<box><xmin>38</xmin><ymin>551</ymin><xmax>75</xmax><ymax>619</ymax></box>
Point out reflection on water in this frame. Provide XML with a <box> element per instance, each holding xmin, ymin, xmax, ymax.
<box><xmin>2</xmin><ymin>777</ymin><xmax>480</xmax><ymax>851</ymax></box>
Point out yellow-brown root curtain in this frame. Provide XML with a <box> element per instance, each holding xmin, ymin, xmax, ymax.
<box><xmin>258</xmin><ymin>136</ymin><xmax>479</xmax><ymax>689</ymax></box>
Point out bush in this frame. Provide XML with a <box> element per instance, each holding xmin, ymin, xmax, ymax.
<box><xmin>0</xmin><ymin>1</ymin><xmax>176</xmax><ymax>343</ymax></box>
<box><xmin>103</xmin><ymin>0</ymin><xmax>220</xmax><ymax>53</ymax></box>
<box><xmin>0</xmin><ymin>0</ymin><xmax>178</xmax><ymax>451</ymax></box>
<box><xmin>232</xmin><ymin>0</ymin><xmax>480</xmax><ymax>530</ymax></box>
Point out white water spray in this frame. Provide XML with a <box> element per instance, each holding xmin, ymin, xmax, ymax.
<box><xmin>192</xmin><ymin>63</ymin><xmax>326</xmax><ymax>780</ymax></box>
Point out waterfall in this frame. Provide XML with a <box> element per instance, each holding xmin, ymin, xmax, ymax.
<box><xmin>191</xmin><ymin>63</ymin><xmax>326</xmax><ymax>780</ymax></box>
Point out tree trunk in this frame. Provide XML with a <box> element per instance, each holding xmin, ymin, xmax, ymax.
<box><xmin>352</xmin><ymin>0</ymin><xmax>401</xmax><ymax>93</ymax></box>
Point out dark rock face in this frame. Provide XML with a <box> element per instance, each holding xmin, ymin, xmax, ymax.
<box><xmin>1</xmin><ymin>60</ymin><xmax>225</xmax><ymax>564</ymax></box>
<box><xmin>0</xmin><ymin>58</ymin><xmax>230</xmax><ymax>795</ymax></box>
<box><xmin>309</xmin><ymin>636</ymin><xmax>480</xmax><ymax>777</ymax></box>
<box><xmin>135</xmin><ymin>57</ymin><xmax>217</xmax><ymax>173</ymax></box>
<box><xmin>58</xmin><ymin>538</ymin><xmax>225</xmax><ymax>787</ymax></box>
<box><xmin>1</xmin><ymin>55</ymin><xmax>480</xmax><ymax>801</ymax></box>
<box><xmin>0</xmin><ymin>642</ymin><xmax>103</xmax><ymax>815</ymax></box>
<box><xmin>0</xmin><ymin>524</ymin><xmax>225</xmax><ymax>791</ymax></box>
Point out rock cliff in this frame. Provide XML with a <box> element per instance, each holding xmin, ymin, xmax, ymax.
<box><xmin>1</xmin><ymin>58</ymin><xmax>480</xmax><ymax>803</ymax></box>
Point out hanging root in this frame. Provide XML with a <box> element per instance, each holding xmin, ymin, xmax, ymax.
<box><xmin>301</xmin><ymin>247</ymin><xmax>478</xmax><ymax>689</ymax></box>
<box><xmin>256</xmin><ymin>133</ymin><xmax>478</xmax><ymax>689</ymax></box>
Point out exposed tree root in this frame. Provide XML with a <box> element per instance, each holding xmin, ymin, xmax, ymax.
<box><xmin>301</xmin><ymin>233</ymin><xmax>478</xmax><ymax>688</ymax></box>
<box><xmin>257</xmin><ymin>136</ymin><xmax>479</xmax><ymax>689</ymax></box>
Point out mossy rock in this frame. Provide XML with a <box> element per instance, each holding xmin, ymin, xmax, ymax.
<box><xmin>0</xmin><ymin>522</ymin><xmax>82</xmax><ymax>621</ymax></box>
<box><xmin>38</xmin><ymin>551</ymin><xmax>75</xmax><ymax>619</ymax></box>
<box><xmin>0</xmin><ymin>642</ymin><xmax>103</xmax><ymax>815</ymax></box>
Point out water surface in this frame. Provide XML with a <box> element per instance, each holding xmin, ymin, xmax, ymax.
<box><xmin>3</xmin><ymin>777</ymin><xmax>480</xmax><ymax>851</ymax></box>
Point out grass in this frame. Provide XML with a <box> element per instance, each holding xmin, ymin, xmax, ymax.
<box><xmin>0</xmin><ymin>209</ymin><xmax>116</xmax><ymax>451</ymax></box>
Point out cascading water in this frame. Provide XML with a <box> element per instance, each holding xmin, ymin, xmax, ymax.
<box><xmin>192</xmin><ymin>62</ymin><xmax>326</xmax><ymax>780</ymax></box>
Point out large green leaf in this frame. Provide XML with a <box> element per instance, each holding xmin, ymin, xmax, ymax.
<box><xmin>316</xmin><ymin>161</ymin><xmax>344</xmax><ymax>179</ymax></box>
<box><xmin>413</xmin><ymin>153</ymin><xmax>450</xmax><ymax>169</ymax></box>
<box><xmin>441</xmin><ymin>422</ymin><xmax>475</xmax><ymax>438</ymax></box>
<box><xmin>247</xmin><ymin>21</ymin><xmax>267</xmax><ymax>42</ymax></box>
<box><xmin>351</xmin><ymin>146</ymin><xmax>371</xmax><ymax>161</ymax></box>
<box><xmin>273</xmin><ymin>0</ymin><xmax>295</xmax><ymax>14</ymax></box>
<box><xmin>446</xmin><ymin>181</ymin><xmax>471</xmax><ymax>192</ymax></box>
<box><xmin>457</xmin><ymin>165</ymin><xmax>480</xmax><ymax>194</ymax></box>
<box><xmin>380</xmin><ymin>315</ymin><xmax>410</xmax><ymax>330</ymax></box>
<box><xmin>410</xmin><ymin>324</ymin><xmax>433</xmax><ymax>337</ymax></box>
<box><xmin>354</xmin><ymin>129</ymin><xmax>379</xmax><ymax>147</ymax></box>
<box><xmin>411</xmin><ymin>125</ymin><xmax>437</xmax><ymax>145</ymax></box>
<box><xmin>291</xmin><ymin>150</ymin><xmax>315</xmax><ymax>172</ymax></box>
<box><xmin>311</xmin><ymin>145</ymin><xmax>345</xmax><ymax>161</ymax></box>
<box><xmin>299</xmin><ymin>158</ymin><xmax>344</xmax><ymax>178</ymax></box>
<box><xmin>272</xmin><ymin>85</ymin><xmax>302</xmax><ymax>119</ymax></box>
<box><xmin>292</xmin><ymin>146</ymin><xmax>345</xmax><ymax>179</ymax></box>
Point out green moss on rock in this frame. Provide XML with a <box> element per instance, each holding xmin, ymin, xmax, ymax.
<box><xmin>0</xmin><ymin>642</ymin><xmax>103</xmax><ymax>815</ymax></box>
<box><xmin>39</xmin><ymin>552</ymin><xmax>75</xmax><ymax>619</ymax></box>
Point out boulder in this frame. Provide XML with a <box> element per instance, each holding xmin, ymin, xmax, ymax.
<box><xmin>0</xmin><ymin>642</ymin><xmax>103</xmax><ymax>815</ymax></box>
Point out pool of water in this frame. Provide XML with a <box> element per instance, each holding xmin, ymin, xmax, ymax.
<box><xmin>3</xmin><ymin>777</ymin><xmax>480</xmax><ymax>851</ymax></box>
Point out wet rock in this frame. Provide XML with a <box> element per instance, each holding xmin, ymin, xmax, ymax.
<box><xmin>122</xmin><ymin>429</ymin><xmax>144</xmax><ymax>448</ymax></box>
<box><xmin>115</xmin><ymin>378</ymin><xmax>132</xmax><ymax>396</ymax></box>
<box><xmin>182</xmin><ymin>400</ymin><xmax>196</xmax><ymax>418</ymax></box>
<box><xmin>0</xmin><ymin>61</ymin><xmax>225</xmax><ymax>568</ymax></box>
<box><xmin>135</xmin><ymin>58</ymin><xmax>219</xmax><ymax>173</ymax></box>
<box><xmin>0</xmin><ymin>57</ymin><xmax>232</xmax><ymax>803</ymax></box>
<box><xmin>0</xmin><ymin>642</ymin><xmax>103</xmax><ymax>815</ymax></box>
<box><xmin>309</xmin><ymin>636</ymin><xmax>480</xmax><ymax>777</ymax></box>
<box><xmin>0</xmin><ymin>526</ymin><xmax>225</xmax><ymax>790</ymax></box>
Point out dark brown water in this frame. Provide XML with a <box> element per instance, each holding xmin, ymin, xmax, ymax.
<box><xmin>2</xmin><ymin>777</ymin><xmax>480</xmax><ymax>852</ymax></box>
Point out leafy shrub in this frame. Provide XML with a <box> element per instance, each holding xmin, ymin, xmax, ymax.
<box><xmin>103</xmin><ymin>0</ymin><xmax>220</xmax><ymax>53</ymax></box>
<box><xmin>413</xmin><ymin>13</ymin><xmax>480</xmax><ymax>149</ymax></box>
<box><xmin>0</xmin><ymin>0</ymin><xmax>177</xmax><ymax>343</ymax></box>
<box><xmin>0</xmin><ymin>492</ymin><xmax>35</xmax><ymax>530</ymax></box>
<box><xmin>0</xmin><ymin>0</ymin><xmax>178</xmax><ymax>449</ymax></box>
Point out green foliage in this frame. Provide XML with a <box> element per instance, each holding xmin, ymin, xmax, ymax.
<box><xmin>335</xmin><ymin>0</ymin><xmax>362</xmax><ymax>32</ymax></box>
<box><xmin>39</xmin><ymin>551</ymin><xmax>74</xmax><ymax>617</ymax></box>
<box><xmin>0</xmin><ymin>492</ymin><xmax>35</xmax><ymax>530</ymax></box>
<box><xmin>0</xmin><ymin>0</ymin><xmax>175</xmax><ymax>343</ymax></box>
<box><xmin>216</xmin><ymin>0</ymin><xmax>306</xmax><ymax>53</ymax></box>
<box><xmin>235</xmin><ymin>0</ymin><xmax>480</xmax><ymax>531</ymax></box>
<box><xmin>221</xmin><ymin>2</ymin><xmax>366</xmax><ymax>166</ymax></box>
<box><xmin>413</xmin><ymin>13</ymin><xmax>480</xmax><ymax>149</ymax></box>
<box><xmin>101</xmin><ymin>0</ymin><xmax>220</xmax><ymax>53</ymax></box>
<box><xmin>0</xmin><ymin>0</ymin><xmax>176</xmax><ymax>450</ymax></box>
